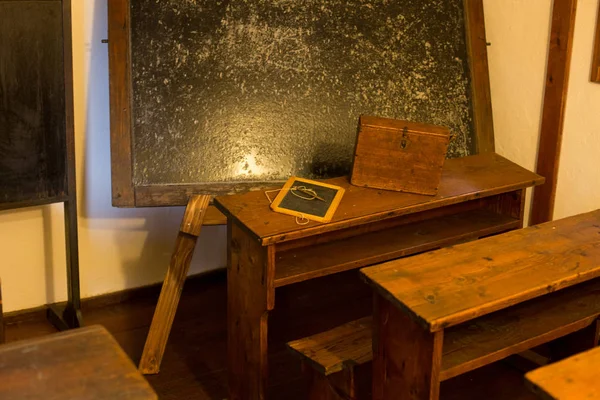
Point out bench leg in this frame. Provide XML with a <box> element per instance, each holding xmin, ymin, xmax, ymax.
<box><xmin>138</xmin><ymin>195</ymin><xmax>210</xmax><ymax>374</ymax></box>
<box><xmin>228</xmin><ymin>222</ymin><xmax>275</xmax><ymax>400</ymax></box>
<box><xmin>549</xmin><ymin>317</ymin><xmax>600</xmax><ymax>361</ymax></box>
<box><xmin>373</xmin><ymin>293</ymin><xmax>443</xmax><ymax>400</ymax></box>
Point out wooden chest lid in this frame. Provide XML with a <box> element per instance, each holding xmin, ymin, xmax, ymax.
<box><xmin>359</xmin><ymin>115</ymin><xmax>451</xmax><ymax>137</ymax></box>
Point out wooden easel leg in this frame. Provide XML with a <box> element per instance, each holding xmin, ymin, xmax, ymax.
<box><xmin>228</xmin><ymin>222</ymin><xmax>275</xmax><ymax>400</ymax></box>
<box><xmin>0</xmin><ymin>278</ymin><xmax>5</xmax><ymax>344</ymax></box>
<box><xmin>372</xmin><ymin>293</ymin><xmax>443</xmax><ymax>400</ymax></box>
<box><xmin>138</xmin><ymin>195</ymin><xmax>210</xmax><ymax>374</ymax></box>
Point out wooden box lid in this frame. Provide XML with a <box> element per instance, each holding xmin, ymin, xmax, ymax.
<box><xmin>351</xmin><ymin>115</ymin><xmax>451</xmax><ymax>196</ymax></box>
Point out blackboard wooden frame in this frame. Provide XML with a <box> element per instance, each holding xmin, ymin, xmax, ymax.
<box><xmin>0</xmin><ymin>0</ymin><xmax>82</xmax><ymax>329</ymax></box>
<box><xmin>108</xmin><ymin>0</ymin><xmax>495</xmax><ymax>218</ymax></box>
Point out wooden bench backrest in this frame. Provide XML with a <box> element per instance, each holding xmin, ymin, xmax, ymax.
<box><xmin>362</xmin><ymin>210</ymin><xmax>600</xmax><ymax>332</ymax></box>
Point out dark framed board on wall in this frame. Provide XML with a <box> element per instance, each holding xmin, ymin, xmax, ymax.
<box><xmin>0</xmin><ymin>0</ymin><xmax>81</xmax><ymax>329</ymax></box>
<box><xmin>108</xmin><ymin>0</ymin><xmax>495</xmax><ymax>219</ymax></box>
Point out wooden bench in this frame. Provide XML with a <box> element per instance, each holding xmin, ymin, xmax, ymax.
<box><xmin>288</xmin><ymin>290</ymin><xmax>600</xmax><ymax>399</ymax></box>
<box><xmin>525</xmin><ymin>344</ymin><xmax>600</xmax><ymax>400</ymax></box>
<box><xmin>287</xmin><ymin>316</ymin><xmax>373</xmax><ymax>399</ymax></box>
<box><xmin>0</xmin><ymin>325</ymin><xmax>157</xmax><ymax>399</ymax></box>
<box><xmin>358</xmin><ymin>209</ymin><xmax>600</xmax><ymax>399</ymax></box>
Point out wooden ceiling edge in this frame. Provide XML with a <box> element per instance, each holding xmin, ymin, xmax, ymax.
<box><xmin>530</xmin><ymin>0</ymin><xmax>578</xmax><ymax>225</ymax></box>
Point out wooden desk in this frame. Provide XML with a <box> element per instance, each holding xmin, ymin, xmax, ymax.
<box><xmin>525</xmin><ymin>345</ymin><xmax>600</xmax><ymax>400</ymax></box>
<box><xmin>361</xmin><ymin>210</ymin><xmax>600</xmax><ymax>400</ymax></box>
<box><xmin>0</xmin><ymin>325</ymin><xmax>157</xmax><ymax>399</ymax></box>
<box><xmin>214</xmin><ymin>152</ymin><xmax>543</xmax><ymax>400</ymax></box>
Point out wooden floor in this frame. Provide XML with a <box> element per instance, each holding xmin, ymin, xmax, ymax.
<box><xmin>4</xmin><ymin>270</ymin><xmax>538</xmax><ymax>399</ymax></box>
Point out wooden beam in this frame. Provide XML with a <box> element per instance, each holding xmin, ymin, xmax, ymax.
<box><xmin>108</xmin><ymin>0</ymin><xmax>135</xmax><ymax>207</ymax></box>
<box><xmin>530</xmin><ymin>0</ymin><xmax>578</xmax><ymax>225</ymax></box>
<box><xmin>592</xmin><ymin>2</ymin><xmax>600</xmax><ymax>83</ymax></box>
<box><xmin>464</xmin><ymin>0</ymin><xmax>495</xmax><ymax>154</ymax></box>
<box><xmin>138</xmin><ymin>195</ymin><xmax>211</xmax><ymax>374</ymax></box>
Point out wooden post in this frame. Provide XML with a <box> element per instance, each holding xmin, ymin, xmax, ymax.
<box><xmin>372</xmin><ymin>294</ymin><xmax>443</xmax><ymax>400</ymax></box>
<box><xmin>138</xmin><ymin>195</ymin><xmax>211</xmax><ymax>374</ymax></box>
<box><xmin>228</xmin><ymin>222</ymin><xmax>275</xmax><ymax>400</ymax></box>
<box><xmin>530</xmin><ymin>0</ymin><xmax>578</xmax><ymax>225</ymax></box>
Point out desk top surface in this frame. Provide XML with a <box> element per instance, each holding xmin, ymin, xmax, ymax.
<box><xmin>361</xmin><ymin>209</ymin><xmax>600</xmax><ymax>332</ymax></box>
<box><xmin>215</xmin><ymin>152</ymin><xmax>543</xmax><ymax>245</ymax></box>
<box><xmin>0</xmin><ymin>325</ymin><xmax>157</xmax><ymax>400</ymax></box>
<box><xmin>525</xmin><ymin>345</ymin><xmax>600</xmax><ymax>400</ymax></box>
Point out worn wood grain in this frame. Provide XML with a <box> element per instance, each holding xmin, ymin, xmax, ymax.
<box><xmin>362</xmin><ymin>209</ymin><xmax>600</xmax><ymax>332</ymax></box>
<box><xmin>373</xmin><ymin>293</ymin><xmax>444</xmax><ymax>400</ymax></box>
<box><xmin>351</xmin><ymin>116</ymin><xmax>450</xmax><ymax>195</ymax></box>
<box><xmin>592</xmin><ymin>2</ymin><xmax>600</xmax><ymax>83</ymax></box>
<box><xmin>108</xmin><ymin>0</ymin><xmax>135</xmax><ymax>207</ymax></box>
<box><xmin>0</xmin><ymin>325</ymin><xmax>157</xmax><ymax>399</ymax></box>
<box><xmin>228</xmin><ymin>222</ymin><xmax>276</xmax><ymax>400</ymax></box>
<box><xmin>530</xmin><ymin>0</ymin><xmax>578</xmax><ymax>225</ymax></box>
<box><xmin>215</xmin><ymin>153</ymin><xmax>543</xmax><ymax>246</ymax></box>
<box><xmin>139</xmin><ymin>195</ymin><xmax>210</xmax><ymax>374</ymax></box>
<box><xmin>275</xmin><ymin>209</ymin><xmax>519</xmax><ymax>287</ymax></box>
<box><xmin>464</xmin><ymin>0</ymin><xmax>495</xmax><ymax>154</ymax></box>
<box><xmin>526</xmin><ymin>345</ymin><xmax>600</xmax><ymax>400</ymax></box>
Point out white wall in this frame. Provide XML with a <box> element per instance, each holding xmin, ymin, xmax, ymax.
<box><xmin>554</xmin><ymin>0</ymin><xmax>600</xmax><ymax>219</ymax></box>
<box><xmin>0</xmin><ymin>0</ymin><xmax>598</xmax><ymax>312</ymax></box>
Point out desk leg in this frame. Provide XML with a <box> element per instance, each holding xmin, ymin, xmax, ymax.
<box><xmin>228</xmin><ymin>222</ymin><xmax>275</xmax><ymax>400</ymax></box>
<box><xmin>372</xmin><ymin>294</ymin><xmax>443</xmax><ymax>400</ymax></box>
<box><xmin>139</xmin><ymin>195</ymin><xmax>210</xmax><ymax>374</ymax></box>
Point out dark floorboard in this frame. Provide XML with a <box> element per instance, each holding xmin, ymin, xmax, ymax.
<box><xmin>4</xmin><ymin>270</ymin><xmax>538</xmax><ymax>399</ymax></box>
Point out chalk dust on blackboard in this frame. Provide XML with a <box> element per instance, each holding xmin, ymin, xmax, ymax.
<box><xmin>131</xmin><ymin>0</ymin><xmax>473</xmax><ymax>186</ymax></box>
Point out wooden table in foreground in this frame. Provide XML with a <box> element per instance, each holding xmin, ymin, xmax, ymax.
<box><xmin>0</xmin><ymin>325</ymin><xmax>157</xmax><ymax>399</ymax></box>
<box><xmin>526</xmin><ymin>345</ymin><xmax>600</xmax><ymax>400</ymax></box>
<box><xmin>214</xmin><ymin>152</ymin><xmax>543</xmax><ymax>400</ymax></box>
<box><xmin>361</xmin><ymin>209</ymin><xmax>600</xmax><ymax>400</ymax></box>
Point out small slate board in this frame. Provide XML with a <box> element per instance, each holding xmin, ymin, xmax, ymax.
<box><xmin>270</xmin><ymin>177</ymin><xmax>344</xmax><ymax>223</ymax></box>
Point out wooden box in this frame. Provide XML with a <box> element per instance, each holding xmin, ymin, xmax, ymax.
<box><xmin>351</xmin><ymin>116</ymin><xmax>451</xmax><ymax>195</ymax></box>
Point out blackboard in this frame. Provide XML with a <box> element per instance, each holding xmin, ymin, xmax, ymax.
<box><xmin>108</xmin><ymin>0</ymin><xmax>494</xmax><ymax>208</ymax></box>
<box><xmin>0</xmin><ymin>0</ymin><xmax>67</xmax><ymax>208</ymax></box>
<box><xmin>0</xmin><ymin>0</ymin><xmax>82</xmax><ymax>328</ymax></box>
